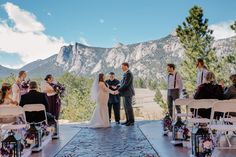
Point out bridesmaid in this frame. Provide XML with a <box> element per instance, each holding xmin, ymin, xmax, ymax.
<box><xmin>42</xmin><ymin>74</ymin><xmax>61</xmax><ymax>120</ymax></box>
<box><xmin>12</xmin><ymin>71</ymin><xmax>27</xmax><ymax>104</ymax></box>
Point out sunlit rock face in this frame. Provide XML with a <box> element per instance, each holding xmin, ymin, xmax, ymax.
<box><xmin>1</xmin><ymin>35</ymin><xmax>235</xmax><ymax>79</ymax></box>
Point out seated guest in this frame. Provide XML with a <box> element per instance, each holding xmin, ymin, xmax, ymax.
<box><xmin>0</xmin><ymin>83</ymin><xmax>18</xmax><ymax>105</ymax></box>
<box><xmin>0</xmin><ymin>83</ymin><xmax>18</xmax><ymax>123</ymax></box>
<box><xmin>194</xmin><ymin>71</ymin><xmax>224</xmax><ymax>118</ymax></box>
<box><xmin>20</xmin><ymin>81</ymin><xmax>55</xmax><ymax>125</ymax></box>
<box><xmin>224</xmin><ymin>74</ymin><xmax>236</xmax><ymax>99</ymax></box>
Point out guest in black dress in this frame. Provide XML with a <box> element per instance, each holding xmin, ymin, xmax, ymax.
<box><xmin>194</xmin><ymin>71</ymin><xmax>224</xmax><ymax>118</ymax></box>
<box><xmin>42</xmin><ymin>74</ymin><xmax>61</xmax><ymax>120</ymax></box>
<box><xmin>105</xmin><ymin>72</ymin><xmax>120</xmax><ymax>124</ymax></box>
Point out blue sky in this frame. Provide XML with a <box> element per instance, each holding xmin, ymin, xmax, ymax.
<box><xmin>0</xmin><ymin>0</ymin><xmax>236</xmax><ymax>68</ymax></box>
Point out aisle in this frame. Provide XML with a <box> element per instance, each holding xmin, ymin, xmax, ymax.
<box><xmin>54</xmin><ymin>122</ymin><xmax>159</xmax><ymax>157</ymax></box>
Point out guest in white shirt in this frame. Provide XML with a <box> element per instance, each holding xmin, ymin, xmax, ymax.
<box><xmin>12</xmin><ymin>71</ymin><xmax>27</xmax><ymax>104</ymax></box>
<box><xmin>196</xmin><ymin>58</ymin><xmax>208</xmax><ymax>88</ymax></box>
<box><xmin>167</xmin><ymin>64</ymin><xmax>183</xmax><ymax>118</ymax></box>
<box><xmin>42</xmin><ymin>74</ymin><xmax>61</xmax><ymax>120</ymax></box>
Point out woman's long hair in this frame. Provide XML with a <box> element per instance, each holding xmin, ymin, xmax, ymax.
<box><xmin>0</xmin><ymin>83</ymin><xmax>11</xmax><ymax>104</ymax></box>
<box><xmin>98</xmin><ymin>73</ymin><xmax>104</xmax><ymax>82</ymax></box>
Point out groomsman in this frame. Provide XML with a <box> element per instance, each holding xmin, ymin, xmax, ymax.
<box><xmin>167</xmin><ymin>64</ymin><xmax>183</xmax><ymax>118</ymax></box>
<box><xmin>105</xmin><ymin>72</ymin><xmax>121</xmax><ymax>124</ymax></box>
<box><xmin>196</xmin><ymin>58</ymin><xmax>208</xmax><ymax>88</ymax></box>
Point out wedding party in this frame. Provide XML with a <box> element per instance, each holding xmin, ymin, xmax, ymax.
<box><xmin>0</xmin><ymin>0</ymin><xmax>236</xmax><ymax>157</ymax></box>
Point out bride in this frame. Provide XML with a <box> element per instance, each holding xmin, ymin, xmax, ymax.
<box><xmin>87</xmin><ymin>73</ymin><xmax>115</xmax><ymax>128</ymax></box>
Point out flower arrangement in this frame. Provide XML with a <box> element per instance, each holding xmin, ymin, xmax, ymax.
<box><xmin>163</xmin><ymin>113</ymin><xmax>172</xmax><ymax>132</ymax></box>
<box><xmin>24</xmin><ymin>131</ymin><xmax>35</xmax><ymax>148</ymax></box>
<box><xmin>21</xmin><ymin>79</ymin><xmax>30</xmax><ymax>89</ymax></box>
<box><xmin>183</xmin><ymin>127</ymin><xmax>190</xmax><ymax>140</ymax></box>
<box><xmin>50</xmin><ymin>82</ymin><xmax>66</xmax><ymax>98</ymax></box>
<box><xmin>41</xmin><ymin>123</ymin><xmax>50</xmax><ymax>138</ymax></box>
<box><xmin>202</xmin><ymin>137</ymin><xmax>215</xmax><ymax>156</ymax></box>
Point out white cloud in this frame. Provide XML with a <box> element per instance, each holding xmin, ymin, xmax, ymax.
<box><xmin>209</xmin><ymin>20</ymin><xmax>236</xmax><ymax>40</ymax></box>
<box><xmin>2</xmin><ymin>63</ymin><xmax>25</xmax><ymax>69</ymax></box>
<box><xmin>3</xmin><ymin>2</ymin><xmax>45</xmax><ymax>32</ymax></box>
<box><xmin>79</xmin><ymin>37</ymin><xmax>90</xmax><ymax>46</ymax></box>
<box><xmin>99</xmin><ymin>18</ymin><xmax>104</xmax><ymax>24</ymax></box>
<box><xmin>0</xmin><ymin>2</ymin><xmax>65</xmax><ymax>66</ymax></box>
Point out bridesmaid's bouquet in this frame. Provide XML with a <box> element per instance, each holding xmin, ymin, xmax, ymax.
<box><xmin>21</xmin><ymin>79</ymin><xmax>30</xmax><ymax>89</ymax></box>
<box><xmin>51</xmin><ymin>82</ymin><xmax>66</xmax><ymax>98</ymax></box>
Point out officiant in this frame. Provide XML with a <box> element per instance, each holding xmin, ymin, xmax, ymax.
<box><xmin>105</xmin><ymin>72</ymin><xmax>120</xmax><ymax>124</ymax></box>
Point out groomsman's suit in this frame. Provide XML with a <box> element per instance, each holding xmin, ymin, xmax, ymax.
<box><xmin>118</xmin><ymin>70</ymin><xmax>135</xmax><ymax>125</ymax></box>
<box><xmin>167</xmin><ymin>71</ymin><xmax>183</xmax><ymax>118</ymax></box>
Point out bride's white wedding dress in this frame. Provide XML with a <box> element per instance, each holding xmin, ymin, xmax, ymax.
<box><xmin>78</xmin><ymin>76</ymin><xmax>113</xmax><ymax>128</ymax></box>
<box><xmin>88</xmin><ymin>82</ymin><xmax>112</xmax><ymax>128</ymax></box>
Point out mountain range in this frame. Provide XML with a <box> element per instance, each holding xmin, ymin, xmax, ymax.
<box><xmin>0</xmin><ymin>34</ymin><xmax>235</xmax><ymax>80</ymax></box>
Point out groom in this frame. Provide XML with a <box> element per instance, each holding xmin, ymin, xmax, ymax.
<box><xmin>116</xmin><ymin>62</ymin><xmax>135</xmax><ymax>126</ymax></box>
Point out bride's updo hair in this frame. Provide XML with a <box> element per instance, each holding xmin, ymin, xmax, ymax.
<box><xmin>98</xmin><ymin>73</ymin><xmax>104</xmax><ymax>82</ymax></box>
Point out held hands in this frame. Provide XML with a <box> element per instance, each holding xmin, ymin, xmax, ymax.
<box><xmin>111</xmin><ymin>85</ymin><xmax>117</xmax><ymax>89</ymax></box>
<box><xmin>112</xmin><ymin>90</ymin><xmax>119</xmax><ymax>95</ymax></box>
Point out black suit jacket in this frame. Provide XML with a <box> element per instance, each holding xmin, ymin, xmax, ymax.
<box><xmin>118</xmin><ymin>70</ymin><xmax>135</xmax><ymax>97</ymax></box>
<box><xmin>194</xmin><ymin>83</ymin><xmax>224</xmax><ymax>118</ymax></box>
<box><xmin>194</xmin><ymin>83</ymin><xmax>224</xmax><ymax>100</ymax></box>
<box><xmin>20</xmin><ymin>90</ymin><xmax>49</xmax><ymax>123</ymax></box>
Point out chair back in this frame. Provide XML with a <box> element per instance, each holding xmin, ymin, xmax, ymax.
<box><xmin>174</xmin><ymin>98</ymin><xmax>194</xmax><ymax>106</ymax></box>
<box><xmin>0</xmin><ymin>105</ymin><xmax>26</xmax><ymax>118</ymax></box>
<box><xmin>188</xmin><ymin>99</ymin><xmax>217</xmax><ymax>118</ymax></box>
<box><xmin>23</xmin><ymin>104</ymin><xmax>47</xmax><ymax>124</ymax></box>
<box><xmin>188</xmin><ymin>99</ymin><xmax>216</xmax><ymax>109</ymax></box>
<box><xmin>211</xmin><ymin>100</ymin><xmax>236</xmax><ymax>120</ymax></box>
<box><xmin>0</xmin><ymin>105</ymin><xmax>27</xmax><ymax>125</ymax></box>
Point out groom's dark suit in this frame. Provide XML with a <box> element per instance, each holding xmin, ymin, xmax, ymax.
<box><xmin>118</xmin><ymin>70</ymin><xmax>135</xmax><ymax>124</ymax></box>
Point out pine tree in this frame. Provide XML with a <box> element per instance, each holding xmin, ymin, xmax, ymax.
<box><xmin>176</xmin><ymin>5</ymin><xmax>222</xmax><ymax>92</ymax></box>
<box><xmin>154</xmin><ymin>88</ymin><xmax>167</xmax><ymax>114</ymax></box>
<box><xmin>231</xmin><ymin>21</ymin><xmax>236</xmax><ymax>33</ymax></box>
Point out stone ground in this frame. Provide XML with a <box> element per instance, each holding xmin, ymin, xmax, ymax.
<box><xmin>54</xmin><ymin>122</ymin><xmax>159</xmax><ymax>157</ymax></box>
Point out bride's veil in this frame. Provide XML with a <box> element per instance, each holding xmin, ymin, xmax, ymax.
<box><xmin>90</xmin><ymin>75</ymin><xmax>99</xmax><ymax>102</ymax></box>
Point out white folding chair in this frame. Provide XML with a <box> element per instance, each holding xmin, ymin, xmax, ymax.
<box><xmin>0</xmin><ymin>105</ymin><xmax>27</xmax><ymax>130</ymax></box>
<box><xmin>209</xmin><ymin>100</ymin><xmax>236</xmax><ymax>149</ymax></box>
<box><xmin>173</xmin><ymin>98</ymin><xmax>194</xmax><ymax>120</ymax></box>
<box><xmin>187</xmin><ymin>99</ymin><xmax>217</xmax><ymax>125</ymax></box>
<box><xmin>23</xmin><ymin>104</ymin><xmax>48</xmax><ymax>125</ymax></box>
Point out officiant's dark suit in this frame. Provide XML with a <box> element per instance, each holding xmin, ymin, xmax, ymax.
<box><xmin>118</xmin><ymin>63</ymin><xmax>135</xmax><ymax>126</ymax></box>
<box><xmin>20</xmin><ymin>81</ymin><xmax>55</xmax><ymax>125</ymax></box>
<box><xmin>105</xmin><ymin>72</ymin><xmax>120</xmax><ymax>123</ymax></box>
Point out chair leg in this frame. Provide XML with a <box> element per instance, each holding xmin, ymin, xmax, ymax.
<box><xmin>225</xmin><ymin>133</ymin><xmax>232</xmax><ymax>147</ymax></box>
